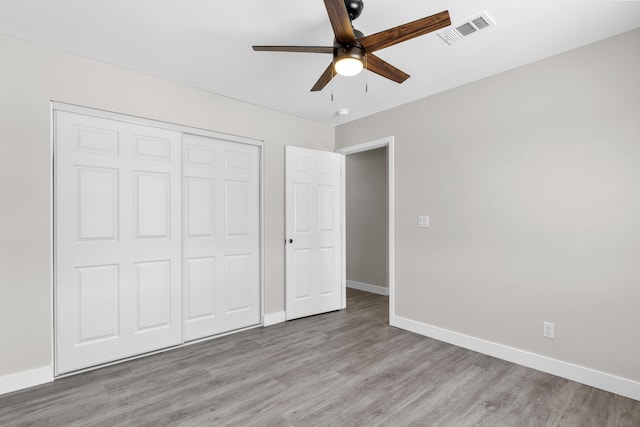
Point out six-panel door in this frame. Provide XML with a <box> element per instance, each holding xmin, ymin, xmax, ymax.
<box><xmin>55</xmin><ymin>111</ymin><xmax>183</xmax><ymax>374</ymax></box>
<box><xmin>182</xmin><ymin>134</ymin><xmax>260</xmax><ymax>341</ymax></box>
<box><xmin>285</xmin><ymin>146</ymin><xmax>344</xmax><ymax>320</ymax></box>
<box><xmin>55</xmin><ymin>111</ymin><xmax>262</xmax><ymax>374</ymax></box>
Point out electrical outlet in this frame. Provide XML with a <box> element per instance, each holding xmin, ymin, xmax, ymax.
<box><xmin>543</xmin><ymin>322</ymin><xmax>555</xmax><ymax>339</ymax></box>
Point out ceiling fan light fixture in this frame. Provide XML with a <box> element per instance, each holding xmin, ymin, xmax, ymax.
<box><xmin>334</xmin><ymin>46</ymin><xmax>364</xmax><ymax>76</ymax></box>
<box><xmin>335</xmin><ymin>57</ymin><xmax>363</xmax><ymax>76</ymax></box>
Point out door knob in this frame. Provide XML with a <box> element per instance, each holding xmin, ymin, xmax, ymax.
<box><xmin>288</xmin><ymin>238</ymin><xmax>293</xmax><ymax>244</ymax></box>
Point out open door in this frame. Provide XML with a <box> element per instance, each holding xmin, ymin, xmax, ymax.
<box><xmin>285</xmin><ymin>146</ymin><xmax>344</xmax><ymax>320</ymax></box>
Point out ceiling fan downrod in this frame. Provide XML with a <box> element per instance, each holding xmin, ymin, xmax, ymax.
<box><xmin>345</xmin><ymin>0</ymin><xmax>364</xmax><ymax>21</ymax></box>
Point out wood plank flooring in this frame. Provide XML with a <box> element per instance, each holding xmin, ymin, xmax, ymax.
<box><xmin>1</xmin><ymin>288</ymin><xmax>639</xmax><ymax>426</ymax></box>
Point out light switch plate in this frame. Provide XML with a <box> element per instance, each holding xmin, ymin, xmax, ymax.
<box><xmin>418</xmin><ymin>215</ymin><xmax>430</xmax><ymax>228</ymax></box>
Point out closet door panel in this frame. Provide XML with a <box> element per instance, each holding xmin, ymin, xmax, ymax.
<box><xmin>55</xmin><ymin>111</ymin><xmax>182</xmax><ymax>375</ymax></box>
<box><xmin>182</xmin><ymin>134</ymin><xmax>260</xmax><ymax>341</ymax></box>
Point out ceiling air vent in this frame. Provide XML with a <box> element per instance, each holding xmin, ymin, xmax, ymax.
<box><xmin>438</xmin><ymin>12</ymin><xmax>496</xmax><ymax>45</ymax></box>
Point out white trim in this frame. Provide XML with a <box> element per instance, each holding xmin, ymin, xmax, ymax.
<box><xmin>340</xmin><ymin>154</ymin><xmax>347</xmax><ymax>310</ymax></box>
<box><xmin>336</xmin><ymin>137</ymin><xmax>395</xmax><ymax>319</ymax></box>
<box><xmin>263</xmin><ymin>311</ymin><xmax>286</xmax><ymax>327</ymax></box>
<box><xmin>51</xmin><ymin>101</ymin><xmax>263</xmax><ymax>147</ymax></box>
<box><xmin>335</xmin><ymin>137</ymin><xmax>392</xmax><ymax>154</ymax></box>
<box><xmin>259</xmin><ymin>144</ymin><xmax>265</xmax><ymax>326</ymax></box>
<box><xmin>49</xmin><ymin>102</ymin><xmax>56</xmax><ymax>383</ymax></box>
<box><xmin>0</xmin><ymin>366</ymin><xmax>53</xmax><ymax>396</ymax></box>
<box><xmin>388</xmin><ymin>139</ymin><xmax>395</xmax><ymax>320</ymax></box>
<box><xmin>347</xmin><ymin>280</ymin><xmax>389</xmax><ymax>296</ymax></box>
<box><xmin>391</xmin><ymin>314</ymin><xmax>640</xmax><ymax>401</ymax></box>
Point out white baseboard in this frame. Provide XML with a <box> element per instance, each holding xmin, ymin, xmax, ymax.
<box><xmin>391</xmin><ymin>314</ymin><xmax>640</xmax><ymax>402</ymax></box>
<box><xmin>347</xmin><ymin>280</ymin><xmax>389</xmax><ymax>296</ymax></box>
<box><xmin>263</xmin><ymin>311</ymin><xmax>286</xmax><ymax>327</ymax></box>
<box><xmin>0</xmin><ymin>365</ymin><xmax>53</xmax><ymax>396</ymax></box>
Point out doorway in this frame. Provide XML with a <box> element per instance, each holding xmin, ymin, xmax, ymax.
<box><xmin>336</xmin><ymin>137</ymin><xmax>395</xmax><ymax>321</ymax></box>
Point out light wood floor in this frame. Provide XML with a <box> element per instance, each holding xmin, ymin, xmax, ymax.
<box><xmin>1</xmin><ymin>288</ymin><xmax>639</xmax><ymax>426</ymax></box>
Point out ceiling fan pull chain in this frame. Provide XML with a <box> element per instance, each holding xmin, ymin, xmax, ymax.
<box><xmin>365</xmin><ymin>54</ymin><xmax>368</xmax><ymax>93</ymax></box>
<box><xmin>331</xmin><ymin>68</ymin><xmax>335</xmax><ymax>101</ymax></box>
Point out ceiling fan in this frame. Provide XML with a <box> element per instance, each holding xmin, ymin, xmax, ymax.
<box><xmin>252</xmin><ymin>0</ymin><xmax>451</xmax><ymax>92</ymax></box>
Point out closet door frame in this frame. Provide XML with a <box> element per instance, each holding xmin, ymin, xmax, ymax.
<box><xmin>51</xmin><ymin>101</ymin><xmax>264</xmax><ymax>376</ymax></box>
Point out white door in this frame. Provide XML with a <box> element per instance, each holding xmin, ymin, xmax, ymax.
<box><xmin>285</xmin><ymin>146</ymin><xmax>344</xmax><ymax>320</ymax></box>
<box><xmin>55</xmin><ymin>111</ymin><xmax>182</xmax><ymax>374</ymax></box>
<box><xmin>182</xmin><ymin>134</ymin><xmax>261</xmax><ymax>341</ymax></box>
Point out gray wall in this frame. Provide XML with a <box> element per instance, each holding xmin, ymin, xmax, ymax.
<box><xmin>0</xmin><ymin>34</ymin><xmax>333</xmax><ymax>377</ymax></box>
<box><xmin>345</xmin><ymin>148</ymin><xmax>388</xmax><ymax>288</ymax></box>
<box><xmin>336</xmin><ymin>29</ymin><xmax>640</xmax><ymax>382</ymax></box>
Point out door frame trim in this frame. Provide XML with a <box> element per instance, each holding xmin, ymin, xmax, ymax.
<box><xmin>51</xmin><ymin>102</ymin><xmax>263</xmax><ymax>147</ymax></box>
<box><xmin>336</xmin><ymin>136</ymin><xmax>395</xmax><ymax>320</ymax></box>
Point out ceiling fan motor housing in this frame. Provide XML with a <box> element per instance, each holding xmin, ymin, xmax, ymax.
<box><xmin>334</xmin><ymin>44</ymin><xmax>364</xmax><ymax>63</ymax></box>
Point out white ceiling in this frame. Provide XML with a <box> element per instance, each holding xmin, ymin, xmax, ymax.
<box><xmin>1</xmin><ymin>1</ymin><xmax>639</xmax><ymax>125</ymax></box>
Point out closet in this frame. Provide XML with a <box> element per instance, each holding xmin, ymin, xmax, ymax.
<box><xmin>54</xmin><ymin>106</ymin><xmax>261</xmax><ymax>374</ymax></box>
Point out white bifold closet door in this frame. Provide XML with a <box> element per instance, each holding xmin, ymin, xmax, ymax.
<box><xmin>182</xmin><ymin>134</ymin><xmax>260</xmax><ymax>341</ymax></box>
<box><xmin>55</xmin><ymin>111</ymin><xmax>182</xmax><ymax>374</ymax></box>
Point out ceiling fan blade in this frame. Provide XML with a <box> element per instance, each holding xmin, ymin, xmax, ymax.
<box><xmin>311</xmin><ymin>62</ymin><xmax>335</xmax><ymax>92</ymax></box>
<box><xmin>324</xmin><ymin>0</ymin><xmax>356</xmax><ymax>44</ymax></box>
<box><xmin>359</xmin><ymin>10</ymin><xmax>450</xmax><ymax>53</ymax></box>
<box><xmin>252</xmin><ymin>46</ymin><xmax>334</xmax><ymax>54</ymax></box>
<box><xmin>366</xmin><ymin>54</ymin><xmax>410</xmax><ymax>84</ymax></box>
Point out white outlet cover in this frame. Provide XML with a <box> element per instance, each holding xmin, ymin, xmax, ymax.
<box><xmin>543</xmin><ymin>321</ymin><xmax>555</xmax><ymax>339</ymax></box>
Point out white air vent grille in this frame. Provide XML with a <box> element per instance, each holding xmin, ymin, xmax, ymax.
<box><xmin>438</xmin><ymin>12</ymin><xmax>496</xmax><ymax>45</ymax></box>
<box><xmin>472</xmin><ymin>16</ymin><xmax>490</xmax><ymax>30</ymax></box>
